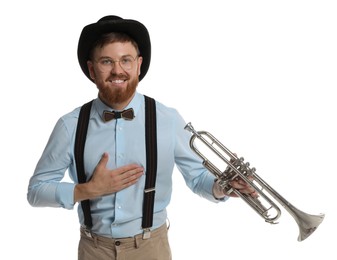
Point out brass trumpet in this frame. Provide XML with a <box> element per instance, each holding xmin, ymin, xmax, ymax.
<box><xmin>184</xmin><ymin>122</ymin><xmax>325</xmax><ymax>242</ymax></box>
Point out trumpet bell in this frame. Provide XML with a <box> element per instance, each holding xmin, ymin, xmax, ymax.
<box><xmin>292</xmin><ymin>208</ymin><xmax>325</xmax><ymax>241</ymax></box>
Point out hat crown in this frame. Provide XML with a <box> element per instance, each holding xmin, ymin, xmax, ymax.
<box><xmin>97</xmin><ymin>15</ymin><xmax>122</xmax><ymax>23</ymax></box>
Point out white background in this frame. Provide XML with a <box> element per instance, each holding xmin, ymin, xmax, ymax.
<box><xmin>1</xmin><ymin>0</ymin><xmax>336</xmax><ymax>259</ymax></box>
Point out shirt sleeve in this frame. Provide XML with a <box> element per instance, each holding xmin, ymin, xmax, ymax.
<box><xmin>172</xmin><ymin>111</ymin><xmax>229</xmax><ymax>203</ymax></box>
<box><xmin>27</xmin><ymin>117</ymin><xmax>76</xmax><ymax>209</ymax></box>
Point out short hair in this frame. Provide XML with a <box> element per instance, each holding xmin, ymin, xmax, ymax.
<box><xmin>89</xmin><ymin>32</ymin><xmax>141</xmax><ymax>60</ymax></box>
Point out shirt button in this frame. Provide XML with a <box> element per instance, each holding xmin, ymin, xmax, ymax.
<box><xmin>115</xmin><ymin>241</ymin><xmax>121</xmax><ymax>246</ymax></box>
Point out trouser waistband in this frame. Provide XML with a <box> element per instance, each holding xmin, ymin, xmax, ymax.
<box><xmin>80</xmin><ymin>224</ymin><xmax>168</xmax><ymax>250</ymax></box>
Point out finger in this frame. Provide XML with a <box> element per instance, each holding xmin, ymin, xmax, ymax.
<box><xmin>118</xmin><ymin>164</ymin><xmax>144</xmax><ymax>174</ymax></box>
<box><xmin>229</xmin><ymin>180</ymin><xmax>247</xmax><ymax>189</ymax></box>
<box><xmin>120</xmin><ymin>170</ymin><xmax>144</xmax><ymax>189</ymax></box>
<box><xmin>124</xmin><ymin>173</ymin><xmax>143</xmax><ymax>186</ymax></box>
<box><xmin>239</xmin><ymin>186</ymin><xmax>259</xmax><ymax>197</ymax></box>
<box><xmin>97</xmin><ymin>152</ymin><xmax>109</xmax><ymax>169</ymax></box>
<box><xmin>123</xmin><ymin>167</ymin><xmax>144</xmax><ymax>181</ymax></box>
<box><xmin>250</xmin><ymin>190</ymin><xmax>259</xmax><ymax>197</ymax></box>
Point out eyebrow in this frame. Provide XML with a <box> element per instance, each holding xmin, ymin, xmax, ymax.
<box><xmin>97</xmin><ymin>54</ymin><xmax>135</xmax><ymax>61</ymax></box>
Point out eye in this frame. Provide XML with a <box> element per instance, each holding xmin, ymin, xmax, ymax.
<box><xmin>100</xmin><ymin>58</ymin><xmax>113</xmax><ymax>65</ymax></box>
<box><xmin>120</xmin><ymin>57</ymin><xmax>133</xmax><ymax>65</ymax></box>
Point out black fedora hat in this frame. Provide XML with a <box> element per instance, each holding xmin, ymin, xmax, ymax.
<box><xmin>77</xmin><ymin>15</ymin><xmax>151</xmax><ymax>82</ymax></box>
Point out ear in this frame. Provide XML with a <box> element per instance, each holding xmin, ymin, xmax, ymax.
<box><xmin>87</xmin><ymin>61</ymin><xmax>96</xmax><ymax>80</ymax></box>
<box><xmin>137</xmin><ymin>56</ymin><xmax>143</xmax><ymax>76</ymax></box>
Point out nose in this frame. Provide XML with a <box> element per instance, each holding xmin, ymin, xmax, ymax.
<box><xmin>111</xmin><ymin>60</ymin><xmax>124</xmax><ymax>74</ymax></box>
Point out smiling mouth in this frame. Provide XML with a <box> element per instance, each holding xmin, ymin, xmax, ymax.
<box><xmin>108</xmin><ymin>74</ymin><xmax>129</xmax><ymax>84</ymax></box>
<box><xmin>109</xmin><ymin>79</ymin><xmax>126</xmax><ymax>84</ymax></box>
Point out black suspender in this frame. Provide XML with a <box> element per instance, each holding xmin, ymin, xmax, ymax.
<box><xmin>74</xmin><ymin>96</ymin><xmax>157</xmax><ymax>236</ymax></box>
<box><xmin>74</xmin><ymin>100</ymin><xmax>93</xmax><ymax>229</ymax></box>
<box><xmin>142</xmin><ymin>96</ymin><xmax>158</xmax><ymax>237</ymax></box>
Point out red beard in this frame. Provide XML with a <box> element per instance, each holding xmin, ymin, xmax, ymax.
<box><xmin>98</xmin><ymin>74</ymin><xmax>139</xmax><ymax>106</ymax></box>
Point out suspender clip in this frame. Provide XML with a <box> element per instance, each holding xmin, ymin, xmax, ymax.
<box><xmin>142</xmin><ymin>228</ymin><xmax>151</xmax><ymax>239</ymax></box>
<box><xmin>144</xmin><ymin>187</ymin><xmax>155</xmax><ymax>193</ymax></box>
<box><xmin>83</xmin><ymin>226</ymin><xmax>93</xmax><ymax>238</ymax></box>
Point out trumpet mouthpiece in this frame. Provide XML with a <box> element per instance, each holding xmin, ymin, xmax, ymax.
<box><xmin>184</xmin><ymin>122</ymin><xmax>194</xmax><ymax>132</ymax></box>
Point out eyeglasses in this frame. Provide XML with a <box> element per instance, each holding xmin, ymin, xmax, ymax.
<box><xmin>94</xmin><ymin>55</ymin><xmax>138</xmax><ymax>72</ymax></box>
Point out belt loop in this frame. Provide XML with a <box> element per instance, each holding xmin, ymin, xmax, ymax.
<box><xmin>135</xmin><ymin>235</ymin><xmax>140</xmax><ymax>249</ymax></box>
<box><xmin>166</xmin><ymin>218</ymin><xmax>170</xmax><ymax>230</ymax></box>
<box><xmin>93</xmin><ymin>235</ymin><xmax>98</xmax><ymax>248</ymax></box>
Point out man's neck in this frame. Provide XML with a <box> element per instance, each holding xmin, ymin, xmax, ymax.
<box><xmin>99</xmin><ymin>92</ymin><xmax>136</xmax><ymax>110</ymax></box>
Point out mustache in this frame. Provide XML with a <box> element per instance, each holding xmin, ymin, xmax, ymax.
<box><xmin>108</xmin><ymin>73</ymin><xmax>129</xmax><ymax>81</ymax></box>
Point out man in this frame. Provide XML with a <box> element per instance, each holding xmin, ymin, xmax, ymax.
<box><xmin>27</xmin><ymin>15</ymin><xmax>256</xmax><ymax>260</ymax></box>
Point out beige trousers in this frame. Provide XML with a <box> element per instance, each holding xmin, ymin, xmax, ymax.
<box><xmin>78</xmin><ymin>224</ymin><xmax>172</xmax><ymax>260</ymax></box>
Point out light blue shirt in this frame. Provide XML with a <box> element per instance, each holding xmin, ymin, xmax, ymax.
<box><xmin>27</xmin><ymin>92</ymin><xmax>226</xmax><ymax>238</ymax></box>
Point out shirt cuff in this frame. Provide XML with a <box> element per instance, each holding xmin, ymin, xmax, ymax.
<box><xmin>55</xmin><ymin>183</ymin><xmax>76</xmax><ymax>209</ymax></box>
<box><xmin>212</xmin><ymin>179</ymin><xmax>230</xmax><ymax>202</ymax></box>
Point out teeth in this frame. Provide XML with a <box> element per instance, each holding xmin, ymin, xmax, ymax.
<box><xmin>110</xmin><ymin>80</ymin><xmax>125</xmax><ymax>83</ymax></box>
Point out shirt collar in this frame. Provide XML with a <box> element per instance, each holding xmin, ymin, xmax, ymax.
<box><xmin>94</xmin><ymin>92</ymin><xmax>143</xmax><ymax>122</ymax></box>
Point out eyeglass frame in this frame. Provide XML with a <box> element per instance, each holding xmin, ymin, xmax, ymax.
<box><xmin>93</xmin><ymin>55</ymin><xmax>140</xmax><ymax>72</ymax></box>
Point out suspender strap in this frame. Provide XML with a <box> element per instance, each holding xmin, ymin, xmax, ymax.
<box><xmin>142</xmin><ymin>96</ymin><xmax>158</xmax><ymax>232</ymax></box>
<box><xmin>74</xmin><ymin>96</ymin><xmax>158</xmax><ymax>234</ymax></box>
<box><xmin>74</xmin><ymin>100</ymin><xmax>93</xmax><ymax>229</ymax></box>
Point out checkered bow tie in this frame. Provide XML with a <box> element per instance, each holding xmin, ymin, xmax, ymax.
<box><xmin>103</xmin><ymin>108</ymin><xmax>135</xmax><ymax>122</ymax></box>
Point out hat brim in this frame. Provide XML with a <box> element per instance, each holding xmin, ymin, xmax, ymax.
<box><xmin>77</xmin><ymin>16</ymin><xmax>151</xmax><ymax>82</ymax></box>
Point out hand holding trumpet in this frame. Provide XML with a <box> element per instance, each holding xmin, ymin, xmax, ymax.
<box><xmin>213</xmin><ymin>176</ymin><xmax>258</xmax><ymax>199</ymax></box>
<box><xmin>212</xmin><ymin>153</ymin><xmax>258</xmax><ymax>199</ymax></box>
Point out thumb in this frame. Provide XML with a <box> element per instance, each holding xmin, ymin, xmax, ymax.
<box><xmin>88</xmin><ymin>153</ymin><xmax>109</xmax><ymax>182</ymax></box>
<box><xmin>97</xmin><ymin>152</ymin><xmax>109</xmax><ymax>169</ymax></box>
